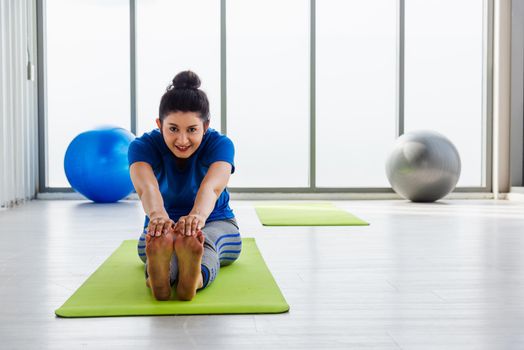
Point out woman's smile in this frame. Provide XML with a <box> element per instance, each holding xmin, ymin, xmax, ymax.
<box><xmin>175</xmin><ymin>145</ymin><xmax>191</xmax><ymax>153</ymax></box>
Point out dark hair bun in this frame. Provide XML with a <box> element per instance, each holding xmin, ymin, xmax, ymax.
<box><xmin>171</xmin><ymin>70</ymin><xmax>201</xmax><ymax>90</ymax></box>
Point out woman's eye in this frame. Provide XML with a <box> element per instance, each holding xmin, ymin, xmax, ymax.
<box><xmin>189</xmin><ymin>128</ymin><xmax>197</xmax><ymax>133</ymax></box>
<box><xmin>169</xmin><ymin>127</ymin><xmax>177</xmax><ymax>132</ymax></box>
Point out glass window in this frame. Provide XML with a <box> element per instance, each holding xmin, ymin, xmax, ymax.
<box><xmin>46</xmin><ymin>0</ymin><xmax>130</xmax><ymax>187</ymax></box>
<box><xmin>44</xmin><ymin>0</ymin><xmax>488</xmax><ymax>191</ymax></box>
<box><xmin>316</xmin><ymin>0</ymin><xmax>398</xmax><ymax>187</ymax></box>
<box><xmin>404</xmin><ymin>0</ymin><xmax>484</xmax><ymax>187</ymax></box>
<box><xmin>226</xmin><ymin>0</ymin><xmax>310</xmax><ymax>188</ymax></box>
<box><xmin>136</xmin><ymin>0</ymin><xmax>221</xmax><ymax>136</ymax></box>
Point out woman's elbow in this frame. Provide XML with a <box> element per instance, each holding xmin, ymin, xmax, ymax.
<box><xmin>133</xmin><ymin>182</ymin><xmax>156</xmax><ymax>199</ymax></box>
<box><xmin>213</xmin><ymin>187</ymin><xmax>224</xmax><ymax>198</ymax></box>
<box><xmin>202</xmin><ymin>183</ymin><xmax>224</xmax><ymax>199</ymax></box>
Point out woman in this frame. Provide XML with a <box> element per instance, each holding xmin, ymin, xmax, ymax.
<box><xmin>128</xmin><ymin>71</ymin><xmax>240</xmax><ymax>301</ymax></box>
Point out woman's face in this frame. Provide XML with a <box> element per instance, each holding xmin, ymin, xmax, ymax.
<box><xmin>157</xmin><ymin>111</ymin><xmax>209</xmax><ymax>159</ymax></box>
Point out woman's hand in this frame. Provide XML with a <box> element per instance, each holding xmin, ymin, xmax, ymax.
<box><xmin>174</xmin><ymin>213</ymin><xmax>206</xmax><ymax>237</ymax></box>
<box><xmin>147</xmin><ymin>214</ymin><xmax>175</xmax><ymax>237</ymax></box>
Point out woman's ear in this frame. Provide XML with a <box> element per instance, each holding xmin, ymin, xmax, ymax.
<box><xmin>204</xmin><ymin>120</ymin><xmax>210</xmax><ymax>133</ymax></box>
<box><xmin>156</xmin><ymin>118</ymin><xmax>162</xmax><ymax>129</ymax></box>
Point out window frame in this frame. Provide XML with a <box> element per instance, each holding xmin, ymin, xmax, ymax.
<box><xmin>37</xmin><ymin>0</ymin><xmax>493</xmax><ymax>193</ymax></box>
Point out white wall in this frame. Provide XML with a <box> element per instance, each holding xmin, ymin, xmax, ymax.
<box><xmin>0</xmin><ymin>0</ymin><xmax>39</xmax><ymax>208</ymax></box>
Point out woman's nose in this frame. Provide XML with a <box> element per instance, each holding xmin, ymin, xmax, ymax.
<box><xmin>178</xmin><ymin>133</ymin><xmax>188</xmax><ymax>144</ymax></box>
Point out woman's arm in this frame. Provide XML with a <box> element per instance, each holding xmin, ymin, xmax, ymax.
<box><xmin>175</xmin><ymin>161</ymin><xmax>233</xmax><ymax>236</ymax></box>
<box><xmin>130</xmin><ymin>162</ymin><xmax>173</xmax><ymax>236</ymax></box>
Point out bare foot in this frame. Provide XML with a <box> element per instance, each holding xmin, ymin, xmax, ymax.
<box><xmin>175</xmin><ymin>231</ymin><xmax>205</xmax><ymax>301</ymax></box>
<box><xmin>145</xmin><ymin>233</ymin><xmax>174</xmax><ymax>301</ymax></box>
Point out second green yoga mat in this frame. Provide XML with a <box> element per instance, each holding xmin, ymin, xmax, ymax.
<box><xmin>55</xmin><ymin>238</ymin><xmax>289</xmax><ymax>317</ymax></box>
<box><xmin>255</xmin><ymin>202</ymin><xmax>369</xmax><ymax>226</ymax></box>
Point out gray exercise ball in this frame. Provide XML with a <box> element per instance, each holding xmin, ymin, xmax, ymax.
<box><xmin>385</xmin><ymin>130</ymin><xmax>461</xmax><ymax>202</ymax></box>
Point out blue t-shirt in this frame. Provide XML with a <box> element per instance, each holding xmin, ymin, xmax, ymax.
<box><xmin>128</xmin><ymin>127</ymin><xmax>235</xmax><ymax>227</ymax></box>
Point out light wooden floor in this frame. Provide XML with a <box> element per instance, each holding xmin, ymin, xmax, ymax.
<box><xmin>0</xmin><ymin>199</ymin><xmax>523</xmax><ymax>349</ymax></box>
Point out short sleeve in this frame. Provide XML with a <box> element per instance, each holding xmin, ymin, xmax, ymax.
<box><xmin>128</xmin><ymin>136</ymin><xmax>162</xmax><ymax>169</ymax></box>
<box><xmin>202</xmin><ymin>136</ymin><xmax>235</xmax><ymax>173</ymax></box>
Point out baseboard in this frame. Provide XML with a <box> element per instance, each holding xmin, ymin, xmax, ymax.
<box><xmin>506</xmin><ymin>191</ymin><xmax>524</xmax><ymax>201</ymax></box>
<box><xmin>37</xmin><ymin>191</ymin><xmax>495</xmax><ymax>201</ymax></box>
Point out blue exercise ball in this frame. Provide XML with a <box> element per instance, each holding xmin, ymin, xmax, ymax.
<box><xmin>385</xmin><ymin>130</ymin><xmax>461</xmax><ymax>202</ymax></box>
<box><xmin>64</xmin><ymin>127</ymin><xmax>136</xmax><ymax>203</ymax></box>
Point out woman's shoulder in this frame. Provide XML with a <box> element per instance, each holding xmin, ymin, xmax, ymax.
<box><xmin>132</xmin><ymin>129</ymin><xmax>166</xmax><ymax>149</ymax></box>
<box><xmin>204</xmin><ymin>128</ymin><xmax>234</xmax><ymax>146</ymax></box>
<box><xmin>135</xmin><ymin>128</ymin><xmax>161</xmax><ymax>142</ymax></box>
<box><xmin>199</xmin><ymin>128</ymin><xmax>235</xmax><ymax>168</ymax></box>
<box><xmin>129</xmin><ymin>129</ymin><xmax>169</xmax><ymax>164</ymax></box>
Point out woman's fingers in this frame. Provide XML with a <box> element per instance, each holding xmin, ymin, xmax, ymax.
<box><xmin>176</xmin><ymin>219</ymin><xmax>185</xmax><ymax>236</ymax></box>
<box><xmin>174</xmin><ymin>216</ymin><xmax>203</xmax><ymax>236</ymax></box>
<box><xmin>174</xmin><ymin>221</ymin><xmax>182</xmax><ymax>236</ymax></box>
<box><xmin>148</xmin><ymin>217</ymin><xmax>173</xmax><ymax>237</ymax></box>
<box><xmin>190</xmin><ymin>219</ymin><xmax>199</xmax><ymax>236</ymax></box>
<box><xmin>168</xmin><ymin>219</ymin><xmax>176</xmax><ymax>233</ymax></box>
<box><xmin>154</xmin><ymin>218</ymin><xmax>163</xmax><ymax>236</ymax></box>
<box><xmin>146</xmin><ymin>221</ymin><xmax>156</xmax><ymax>236</ymax></box>
<box><xmin>185</xmin><ymin>218</ymin><xmax>193</xmax><ymax>236</ymax></box>
<box><xmin>153</xmin><ymin>223</ymin><xmax>161</xmax><ymax>236</ymax></box>
<box><xmin>196</xmin><ymin>230</ymin><xmax>205</xmax><ymax>244</ymax></box>
<box><xmin>162</xmin><ymin>221</ymin><xmax>172</xmax><ymax>235</ymax></box>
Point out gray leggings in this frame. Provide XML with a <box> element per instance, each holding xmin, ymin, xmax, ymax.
<box><xmin>137</xmin><ymin>218</ymin><xmax>241</xmax><ymax>289</ymax></box>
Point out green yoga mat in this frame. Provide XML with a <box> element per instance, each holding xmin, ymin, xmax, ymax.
<box><xmin>255</xmin><ymin>202</ymin><xmax>369</xmax><ymax>226</ymax></box>
<box><xmin>55</xmin><ymin>238</ymin><xmax>289</xmax><ymax>317</ymax></box>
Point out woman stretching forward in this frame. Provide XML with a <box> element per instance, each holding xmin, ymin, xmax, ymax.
<box><xmin>128</xmin><ymin>71</ymin><xmax>241</xmax><ymax>301</ymax></box>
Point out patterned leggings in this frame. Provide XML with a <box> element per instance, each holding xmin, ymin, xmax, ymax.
<box><xmin>137</xmin><ymin>218</ymin><xmax>241</xmax><ymax>289</ymax></box>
